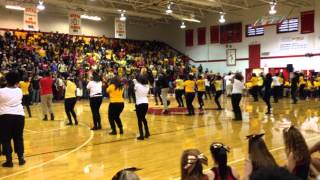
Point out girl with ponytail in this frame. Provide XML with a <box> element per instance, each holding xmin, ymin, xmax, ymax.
<box><xmin>207</xmin><ymin>143</ymin><xmax>239</xmax><ymax>180</ymax></box>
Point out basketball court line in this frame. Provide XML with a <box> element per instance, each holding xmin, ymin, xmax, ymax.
<box><xmin>0</xmin><ymin>122</ymin><xmax>94</xmax><ymax>180</ymax></box>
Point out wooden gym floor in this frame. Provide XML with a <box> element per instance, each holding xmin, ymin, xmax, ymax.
<box><xmin>0</xmin><ymin>95</ymin><xmax>319</xmax><ymax>179</ymax></box>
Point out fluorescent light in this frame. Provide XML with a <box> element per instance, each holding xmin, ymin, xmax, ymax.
<box><xmin>180</xmin><ymin>22</ymin><xmax>186</xmax><ymax>29</ymax></box>
<box><xmin>269</xmin><ymin>1</ymin><xmax>277</xmax><ymax>15</ymax></box>
<box><xmin>166</xmin><ymin>9</ymin><xmax>172</xmax><ymax>14</ymax></box>
<box><xmin>219</xmin><ymin>13</ymin><xmax>225</xmax><ymax>23</ymax></box>
<box><xmin>5</xmin><ymin>5</ymin><xmax>25</xmax><ymax>11</ymax></box>
<box><xmin>37</xmin><ymin>1</ymin><xmax>45</xmax><ymax>11</ymax></box>
<box><xmin>80</xmin><ymin>14</ymin><xmax>101</xmax><ymax>21</ymax></box>
<box><xmin>120</xmin><ymin>13</ymin><xmax>126</xmax><ymax>21</ymax></box>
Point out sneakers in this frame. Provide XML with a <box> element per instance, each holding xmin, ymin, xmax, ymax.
<box><xmin>50</xmin><ymin>113</ymin><xmax>54</xmax><ymax>121</ymax></box>
<box><xmin>2</xmin><ymin>161</ymin><xmax>13</xmax><ymax>168</ymax></box>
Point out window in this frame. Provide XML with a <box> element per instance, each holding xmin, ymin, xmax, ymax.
<box><xmin>246</xmin><ymin>25</ymin><xmax>264</xmax><ymax>37</ymax></box>
<box><xmin>277</xmin><ymin>18</ymin><xmax>299</xmax><ymax>33</ymax></box>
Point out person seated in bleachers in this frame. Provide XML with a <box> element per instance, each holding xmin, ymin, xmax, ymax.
<box><xmin>181</xmin><ymin>149</ymin><xmax>208</xmax><ymax>180</ymax></box>
<box><xmin>206</xmin><ymin>142</ymin><xmax>239</xmax><ymax>180</ymax></box>
<box><xmin>243</xmin><ymin>134</ymin><xmax>278</xmax><ymax>180</ymax></box>
<box><xmin>283</xmin><ymin>126</ymin><xmax>310</xmax><ymax>180</ymax></box>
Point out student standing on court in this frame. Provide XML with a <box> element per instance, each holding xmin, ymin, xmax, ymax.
<box><xmin>214</xmin><ymin>75</ymin><xmax>223</xmax><ymax>110</ymax></box>
<box><xmin>272</xmin><ymin>73</ymin><xmax>281</xmax><ymax>103</ymax></box>
<box><xmin>250</xmin><ymin>73</ymin><xmax>259</xmax><ymax>102</ymax></box>
<box><xmin>134</xmin><ymin>75</ymin><xmax>150</xmax><ymax>140</ymax></box>
<box><xmin>64</xmin><ymin>76</ymin><xmax>78</xmax><ymax>125</ymax></box>
<box><xmin>184</xmin><ymin>74</ymin><xmax>196</xmax><ymax>115</ymax></box>
<box><xmin>174</xmin><ymin>75</ymin><xmax>185</xmax><ymax>107</ymax></box>
<box><xmin>19</xmin><ymin>76</ymin><xmax>32</xmax><ymax>118</ymax></box>
<box><xmin>263</xmin><ymin>73</ymin><xmax>273</xmax><ymax>114</ymax></box>
<box><xmin>39</xmin><ymin>71</ymin><xmax>54</xmax><ymax>121</ymax></box>
<box><xmin>231</xmin><ymin>73</ymin><xmax>244</xmax><ymax>121</ymax></box>
<box><xmin>158</xmin><ymin>71</ymin><xmax>170</xmax><ymax>114</ymax></box>
<box><xmin>291</xmin><ymin>72</ymin><xmax>299</xmax><ymax>104</ymax></box>
<box><xmin>87</xmin><ymin>72</ymin><xmax>103</xmax><ymax>130</ymax></box>
<box><xmin>0</xmin><ymin>71</ymin><xmax>26</xmax><ymax>167</ymax></box>
<box><xmin>106</xmin><ymin>76</ymin><xmax>124</xmax><ymax>135</ymax></box>
<box><xmin>196</xmin><ymin>75</ymin><xmax>205</xmax><ymax>110</ymax></box>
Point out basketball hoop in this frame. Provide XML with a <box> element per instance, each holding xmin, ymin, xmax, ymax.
<box><xmin>252</xmin><ymin>15</ymin><xmax>286</xmax><ymax>28</ymax></box>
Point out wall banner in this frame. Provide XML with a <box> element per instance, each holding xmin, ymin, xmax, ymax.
<box><xmin>115</xmin><ymin>18</ymin><xmax>126</xmax><ymax>39</ymax></box>
<box><xmin>280</xmin><ymin>37</ymin><xmax>308</xmax><ymax>51</ymax></box>
<box><xmin>69</xmin><ymin>11</ymin><xmax>82</xmax><ymax>35</ymax></box>
<box><xmin>23</xmin><ymin>6</ymin><xmax>38</xmax><ymax>31</ymax></box>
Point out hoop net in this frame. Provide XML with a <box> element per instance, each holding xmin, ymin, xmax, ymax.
<box><xmin>252</xmin><ymin>15</ymin><xmax>287</xmax><ymax>28</ymax></box>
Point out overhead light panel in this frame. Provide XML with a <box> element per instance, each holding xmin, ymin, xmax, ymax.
<box><xmin>180</xmin><ymin>21</ymin><xmax>186</xmax><ymax>29</ymax></box>
<box><xmin>219</xmin><ymin>12</ymin><xmax>226</xmax><ymax>23</ymax></box>
<box><xmin>81</xmin><ymin>14</ymin><xmax>101</xmax><ymax>21</ymax></box>
<box><xmin>120</xmin><ymin>13</ymin><xmax>126</xmax><ymax>21</ymax></box>
<box><xmin>37</xmin><ymin>0</ymin><xmax>45</xmax><ymax>11</ymax></box>
<box><xmin>5</xmin><ymin>5</ymin><xmax>25</xmax><ymax>11</ymax></box>
<box><xmin>269</xmin><ymin>1</ymin><xmax>277</xmax><ymax>15</ymax></box>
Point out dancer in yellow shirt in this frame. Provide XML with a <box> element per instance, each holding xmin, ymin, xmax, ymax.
<box><xmin>184</xmin><ymin>74</ymin><xmax>196</xmax><ymax>115</ymax></box>
<box><xmin>196</xmin><ymin>76</ymin><xmax>206</xmax><ymax>110</ymax></box>
<box><xmin>19</xmin><ymin>77</ymin><xmax>32</xmax><ymax>117</ymax></box>
<box><xmin>64</xmin><ymin>78</ymin><xmax>78</xmax><ymax>125</ymax></box>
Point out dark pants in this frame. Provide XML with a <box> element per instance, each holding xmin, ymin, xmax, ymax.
<box><xmin>299</xmin><ymin>85</ymin><xmax>306</xmax><ymax>100</ymax></box>
<box><xmin>231</xmin><ymin>94</ymin><xmax>242</xmax><ymax>120</ymax></box>
<box><xmin>22</xmin><ymin>95</ymin><xmax>31</xmax><ymax>117</ymax></box>
<box><xmin>89</xmin><ymin>96</ymin><xmax>102</xmax><ymax>128</ymax></box>
<box><xmin>108</xmin><ymin>103</ymin><xmax>124</xmax><ymax>132</ymax></box>
<box><xmin>0</xmin><ymin>115</ymin><xmax>25</xmax><ymax>158</ymax></box>
<box><xmin>197</xmin><ymin>91</ymin><xmax>205</xmax><ymax>109</ymax></box>
<box><xmin>64</xmin><ymin>98</ymin><xmax>77</xmax><ymax>124</ymax></box>
<box><xmin>264</xmin><ymin>91</ymin><xmax>271</xmax><ymax>113</ymax></box>
<box><xmin>215</xmin><ymin>90</ymin><xmax>222</xmax><ymax>109</ymax></box>
<box><xmin>154</xmin><ymin>87</ymin><xmax>162</xmax><ymax>105</ymax></box>
<box><xmin>175</xmin><ymin>89</ymin><xmax>184</xmax><ymax>107</ymax></box>
<box><xmin>186</xmin><ymin>93</ymin><xmax>195</xmax><ymax>115</ymax></box>
<box><xmin>205</xmin><ymin>86</ymin><xmax>211</xmax><ymax>99</ymax></box>
<box><xmin>291</xmin><ymin>86</ymin><xmax>298</xmax><ymax>103</ymax></box>
<box><xmin>273</xmin><ymin>86</ymin><xmax>280</xmax><ymax>103</ymax></box>
<box><xmin>251</xmin><ymin>86</ymin><xmax>259</xmax><ymax>101</ymax></box>
<box><xmin>135</xmin><ymin>103</ymin><xmax>149</xmax><ymax>137</ymax></box>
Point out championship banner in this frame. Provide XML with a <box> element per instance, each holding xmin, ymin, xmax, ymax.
<box><xmin>115</xmin><ymin>18</ymin><xmax>126</xmax><ymax>39</ymax></box>
<box><xmin>23</xmin><ymin>6</ymin><xmax>38</xmax><ymax>31</ymax></box>
<box><xmin>69</xmin><ymin>11</ymin><xmax>82</xmax><ymax>35</ymax></box>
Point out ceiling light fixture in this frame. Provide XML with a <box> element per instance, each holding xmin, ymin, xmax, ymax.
<box><xmin>37</xmin><ymin>0</ymin><xmax>45</xmax><ymax>11</ymax></box>
<box><xmin>219</xmin><ymin>12</ymin><xmax>226</xmax><ymax>23</ymax></box>
<box><xmin>166</xmin><ymin>2</ymin><xmax>173</xmax><ymax>14</ymax></box>
<box><xmin>120</xmin><ymin>13</ymin><xmax>127</xmax><ymax>21</ymax></box>
<box><xmin>80</xmin><ymin>14</ymin><xmax>101</xmax><ymax>21</ymax></box>
<box><xmin>180</xmin><ymin>21</ymin><xmax>186</xmax><ymax>29</ymax></box>
<box><xmin>269</xmin><ymin>1</ymin><xmax>277</xmax><ymax>15</ymax></box>
<box><xmin>5</xmin><ymin>5</ymin><xmax>25</xmax><ymax>11</ymax></box>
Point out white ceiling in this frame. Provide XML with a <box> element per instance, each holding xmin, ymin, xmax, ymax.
<box><xmin>1</xmin><ymin>0</ymin><xmax>315</xmax><ymax>24</ymax></box>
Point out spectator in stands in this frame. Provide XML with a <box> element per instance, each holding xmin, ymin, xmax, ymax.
<box><xmin>283</xmin><ymin>126</ymin><xmax>310</xmax><ymax>180</ymax></box>
<box><xmin>244</xmin><ymin>134</ymin><xmax>278</xmax><ymax>180</ymax></box>
<box><xmin>0</xmin><ymin>71</ymin><xmax>26</xmax><ymax>167</ymax></box>
<box><xmin>107</xmin><ymin>76</ymin><xmax>125</xmax><ymax>135</ymax></box>
<box><xmin>181</xmin><ymin>149</ymin><xmax>208</xmax><ymax>180</ymax></box>
<box><xmin>207</xmin><ymin>142</ymin><xmax>239</xmax><ymax>180</ymax></box>
<box><xmin>40</xmin><ymin>71</ymin><xmax>54</xmax><ymax>121</ymax></box>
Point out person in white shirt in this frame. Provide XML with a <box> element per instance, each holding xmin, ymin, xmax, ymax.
<box><xmin>134</xmin><ymin>75</ymin><xmax>150</xmax><ymax>140</ymax></box>
<box><xmin>0</xmin><ymin>71</ymin><xmax>26</xmax><ymax>167</ymax></box>
<box><xmin>224</xmin><ymin>73</ymin><xmax>233</xmax><ymax>96</ymax></box>
<box><xmin>231</xmin><ymin>73</ymin><xmax>245</xmax><ymax>121</ymax></box>
<box><xmin>272</xmin><ymin>73</ymin><xmax>280</xmax><ymax>103</ymax></box>
<box><xmin>86</xmin><ymin>72</ymin><xmax>103</xmax><ymax>130</ymax></box>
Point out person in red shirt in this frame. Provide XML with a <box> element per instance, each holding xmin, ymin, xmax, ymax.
<box><xmin>40</xmin><ymin>71</ymin><xmax>54</xmax><ymax>121</ymax></box>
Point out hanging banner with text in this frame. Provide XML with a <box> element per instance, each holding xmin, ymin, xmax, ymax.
<box><xmin>23</xmin><ymin>7</ymin><xmax>38</xmax><ymax>31</ymax></box>
<box><xmin>115</xmin><ymin>18</ymin><xmax>126</xmax><ymax>39</ymax></box>
<box><xmin>280</xmin><ymin>37</ymin><xmax>308</xmax><ymax>51</ymax></box>
<box><xmin>69</xmin><ymin>11</ymin><xmax>82</xmax><ymax>35</ymax></box>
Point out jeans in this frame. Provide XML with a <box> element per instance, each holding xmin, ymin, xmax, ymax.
<box><xmin>32</xmin><ymin>89</ymin><xmax>40</xmax><ymax>103</ymax></box>
<box><xmin>161</xmin><ymin>88</ymin><xmax>169</xmax><ymax>110</ymax></box>
<box><xmin>136</xmin><ymin>103</ymin><xmax>149</xmax><ymax>137</ymax></box>
<box><xmin>186</xmin><ymin>92</ymin><xmax>195</xmax><ymax>114</ymax></box>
